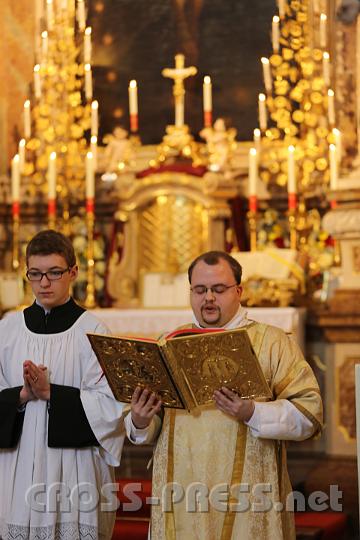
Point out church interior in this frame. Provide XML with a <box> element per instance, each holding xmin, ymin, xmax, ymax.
<box><xmin>0</xmin><ymin>0</ymin><xmax>360</xmax><ymax>538</ymax></box>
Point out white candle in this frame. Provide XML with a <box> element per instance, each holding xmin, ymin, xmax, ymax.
<box><xmin>91</xmin><ymin>135</ymin><xmax>98</xmax><ymax>170</ymax></box>
<box><xmin>128</xmin><ymin>79</ymin><xmax>138</xmax><ymax>115</ymax></box>
<box><xmin>323</xmin><ymin>51</ymin><xmax>330</xmax><ymax>86</ymax></box>
<box><xmin>84</xmin><ymin>63</ymin><xmax>93</xmax><ymax>100</ymax></box>
<box><xmin>329</xmin><ymin>144</ymin><xmax>338</xmax><ymax>190</ymax></box>
<box><xmin>91</xmin><ymin>100</ymin><xmax>98</xmax><ymax>136</ymax></box>
<box><xmin>48</xmin><ymin>152</ymin><xmax>57</xmax><ymax>200</ymax></box>
<box><xmin>258</xmin><ymin>93</ymin><xmax>267</xmax><ymax>131</ymax></box>
<box><xmin>278</xmin><ymin>0</ymin><xmax>285</xmax><ymax>18</ymax></box>
<box><xmin>272</xmin><ymin>16</ymin><xmax>280</xmax><ymax>53</ymax></box>
<box><xmin>41</xmin><ymin>31</ymin><xmax>48</xmax><ymax>61</ymax></box>
<box><xmin>86</xmin><ymin>151</ymin><xmax>95</xmax><ymax>199</ymax></box>
<box><xmin>332</xmin><ymin>128</ymin><xmax>342</xmax><ymax>164</ymax></box>
<box><xmin>34</xmin><ymin>64</ymin><xmax>41</xmax><ymax>99</ymax></box>
<box><xmin>327</xmin><ymin>89</ymin><xmax>335</xmax><ymax>125</ymax></box>
<box><xmin>84</xmin><ymin>27</ymin><xmax>92</xmax><ymax>64</ymax></box>
<box><xmin>11</xmin><ymin>154</ymin><xmax>20</xmax><ymax>202</ymax></box>
<box><xmin>18</xmin><ymin>139</ymin><xmax>26</xmax><ymax>172</ymax></box>
<box><xmin>203</xmin><ymin>76</ymin><xmax>212</xmax><ymax>111</ymax></box>
<box><xmin>46</xmin><ymin>0</ymin><xmax>54</xmax><ymax>31</ymax></box>
<box><xmin>320</xmin><ymin>13</ymin><xmax>327</xmax><ymax>48</ymax></box>
<box><xmin>261</xmin><ymin>57</ymin><xmax>272</xmax><ymax>93</ymax></box>
<box><xmin>77</xmin><ymin>0</ymin><xmax>86</xmax><ymax>30</ymax></box>
<box><xmin>248</xmin><ymin>147</ymin><xmax>258</xmax><ymax>196</ymax></box>
<box><xmin>287</xmin><ymin>145</ymin><xmax>296</xmax><ymax>194</ymax></box>
<box><xmin>24</xmin><ymin>100</ymin><xmax>31</xmax><ymax>139</ymax></box>
<box><xmin>253</xmin><ymin>128</ymin><xmax>261</xmax><ymax>154</ymax></box>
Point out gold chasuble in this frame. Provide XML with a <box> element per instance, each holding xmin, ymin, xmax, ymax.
<box><xmin>151</xmin><ymin>322</ymin><xmax>322</xmax><ymax>540</ymax></box>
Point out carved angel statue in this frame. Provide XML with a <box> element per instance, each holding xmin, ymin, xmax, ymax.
<box><xmin>103</xmin><ymin>126</ymin><xmax>133</xmax><ymax>172</ymax></box>
<box><xmin>200</xmin><ymin>118</ymin><xmax>237</xmax><ymax>171</ymax></box>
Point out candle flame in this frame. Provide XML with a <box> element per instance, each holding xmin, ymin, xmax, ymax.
<box><xmin>250</xmin><ymin>147</ymin><xmax>257</xmax><ymax>157</ymax></box>
<box><xmin>50</xmin><ymin>151</ymin><xmax>56</xmax><ymax>160</ymax></box>
<box><xmin>329</xmin><ymin>143</ymin><xmax>336</xmax><ymax>152</ymax></box>
<box><xmin>254</xmin><ymin>128</ymin><xmax>261</xmax><ymax>138</ymax></box>
<box><xmin>42</xmin><ymin>31</ymin><xmax>48</xmax><ymax>39</ymax></box>
<box><xmin>323</xmin><ymin>51</ymin><xmax>330</xmax><ymax>60</ymax></box>
<box><xmin>91</xmin><ymin>135</ymin><xmax>97</xmax><ymax>144</ymax></box>
<box><xmin>332</xmin><ymin>128</ymin><xmax>340</xmax><ymax>136</ymax></box>
<box><xmin>288</xmin><ymin>145</ymin><xmax>295</xmax><ymax>152</ymax></box>
<box><xmin>87</xmin><ymin>151</ymin><xmax>93</xmax><ymax>159</ymax></box>
<box><xmin>327</xmin><ymin>88</ymin><xmax>334</xmax><ymax>97</ymax></box>
<box><xmin>19</xmin><ymin>139</ymin><xmax>25</xmax><ymax>148</ymax></box>
<box><xmin>91</xmin><ymin>100</ymin><xmax>98</xmax><ymax>110</ymax></box>
<box><xmin>204</xmin><ymin>76</ymin><xmax>211</xmax><ymax>84</ymax></box>
<box><xmin>261</xmin><ymin>57</ymin><xmax>269</xmax><ymax>65</ymax></box>
<box><xmin>320</xmin><ymin>13</ymin><xmax>327</xmax><ymax>22</ymax></box>
<box><xmin>34</xmin><ymin>64</ymin><xmax>40</xmax><ymax>73</ymax></box>
<box><xmin>84</xmin><ymin>63</ymin><xmax>91</xmax><ymax>72</ymax></box>
<box><xmin>13</xmin><ymin>154</ymin><xmax>20</xmax><ymax>163</ymax></box>
<box><xmin>129</xmin><ymin>80</ymin><xmax>137</xmax><ymax>89</ymax></box>
<box><xmin>24</xmin><ymin>100</ymin><xmax>30</xmax><ymax>109</ymax></box>
<box><xmin>85</xmin><ymin>26</ymin><xmax>92</xmax><ymax>36</ymax></box>
<box><xmin>259</xmin><ymin>93</ymin><xmax>266</xmax><ymax>102</ymax></box>
<box><xmin>273</xmin><ymin>15</ymin><xmax>280</xmax><ymax>23</ymax></box>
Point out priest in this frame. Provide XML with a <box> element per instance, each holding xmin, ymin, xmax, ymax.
<box><xmin>0</xmin><ymin>230</ymin><xmax>126</xmax><ymax>540</ymax></box>
<box><xmin>125</xmin><ymin>250</ymin><xmax>323</xmax><ymax>540</ymax></box>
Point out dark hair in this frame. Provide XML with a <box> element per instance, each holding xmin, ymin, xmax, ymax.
<box><xmin>188</xmin><ymin>251</ymin><xmax>242</xmax><ymax>284</ymax></box>
<box><xmin>26</xmin><ymin>230</ymin><xmax>76</xmax><ymax>267</ymax></box>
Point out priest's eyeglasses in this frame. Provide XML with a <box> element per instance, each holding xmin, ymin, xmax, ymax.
<box><xmin>190</xmin><ymin>284</ymin><xmax>238</xmax><ymax>296</ymax></box>
<box><xmin>26</xmin><ymin>267</ymin><xmax>72</xmax><ymax>282</ymax></box>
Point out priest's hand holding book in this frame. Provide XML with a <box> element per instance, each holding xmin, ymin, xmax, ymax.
<box><xmin>130</xmin><ymin>386</ymin><xmax>162</xmax><ymax>429</ymax></box>
<box><xmin>213</xmin><ymin>386</ymin><xmax>255</xmax><ymax>422</ymax></box>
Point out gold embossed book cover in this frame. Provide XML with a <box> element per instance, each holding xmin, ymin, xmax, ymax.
<box><xmin>87</xmin><ymin>328</ymin><xmax>272</xmax><ymax>410</ymax></box>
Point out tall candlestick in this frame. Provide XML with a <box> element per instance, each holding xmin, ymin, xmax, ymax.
<box><xmin>248</xmin><ymin>147</ymin><xmax>258</xmax><ymax>199</ymax></box>
<box><xmin>278</xmin><ymin>0</ymin><xmax>286</xmax><ymax>18</ymax></box>
<box><xmin>77</xmin><ymin>0</ymin><xmax>86</xmax><ymax>30</ymax></box>
<box><xmin>327</xmin><ymin>89</ymin><xmax>335</xmax><ymax>125</ymax></box>
<box><xmin>287</xmin><ymin>145</ymin><xmax>297</xmax><ymax>198</ymax></box>
<box><xmin>46</xmin><ymin>0</ymin><xmax>54</xmax><ymax>31</ymax></box>
<box><xmin>91</xmin><ymin>135</ymin><xmax>98</xmax><ymax>170</ymax></box>
<box><xmin>18</xmin><ymin>139</ymin><xmax>26</xmax><ymax>173</ymax></box>
<box><xmin>91</xmin><ymin>100</ymin><xmax>98</xmax><ymax>136</ymax></box>
<box><xmin>329</xmin><ymin>143</ymin><xmax>338</xmax><ymax>190</ymax></box>
<box><xmin>261</xmin><ymin>57</ymin><xmax>272</xmax><ymax>93</ymax></box>
<box><xmin>41</xmin><ymin>31</ymin><xmax>48</xmax><ymax>62</ymax></box>
<box><xmin>258</xmin><ymin>93</ymin><xmax>267</xmax><ymax>131</ymax></box>
<box><xmin>34</xmin><ymin>64</ymin><xmax>41</xmax><ymax>99</ymax></box>
<box><xmin>203</xmin><ymin>75</ymin><xmax>212</xmax><ymax>127</ymax></box>
<box><xmin>84</xmin><ymin>27</ymin><xmax>92</xmax><ymax>63</ymax></box>
<box><xmin>86</xmin><ymin>151</ymin><xmax>95</xmax><ymax>204</ymax></box>
<box><xmin>128</xmin><ymin>79</ymin><xmax>138</xmax><ymax>132</ymax></box>
<box><xmin>24</xmin><ymin>100</ymin><xmax>31</xmax><ymax>139</ymax></box>
<box><xmin>11</xmin><ymin>154</ymin><xmax>20</xmax><ymax>206</ymax></box>
<box><xmin>48</xmin><ymin>152</ymin><xmax>57</xmax><ymax>200</ymax></box>
<box><xmin>320</xmin><ymin>13</ymin><xmax>327</xmax><ymax>48</ymax></box>
<box><xmin>272</xmin><ymin>16</ymin><xmax>280</xmax><ymax>53</ymax></box>
<box><xmin>84</xmin><ymin>63</ymin><xmax>93</xmax><ymax>100</ymax></box>
<box><xmin>332</xmin><ymin>128</ymin><xmax>342</xmax><ymax>164</ymax></box>
<box><xmin>322</xmin><ymin>51</ymin><xmax>330</xmax><ymax>86</ymax></box>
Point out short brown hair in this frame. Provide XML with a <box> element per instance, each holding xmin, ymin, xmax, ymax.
<box><xmin>26</xmin><ymin>230</ymin><xmax>76</xmax><ymax>267</ymax></box>
<box><xmin>188</xmin><ymin>251</ymin><xmax>242</xmax><ymax>284</ymax></box>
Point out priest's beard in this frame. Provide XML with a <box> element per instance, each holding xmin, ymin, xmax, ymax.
<box><xmin>200</xmin><ymin>303</ymin><xmax>221</xmax><ymax>325</ymax></box>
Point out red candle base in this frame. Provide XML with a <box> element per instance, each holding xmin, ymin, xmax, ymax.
<box><xmin>203</xmin><ymin>110</ymin><xmax>212</xmax><ymax>128</ymax></box>
<box><xmin>288</xmin><ymin>193</ymin><xmax>297</xmax><ymax>210</ymax></box>
<box><xmin>12</xmin><ymin>201</ymin><xmax>20</xmax><ymax>217</ymax></box>
<box><xmin>330</xmin><ymin>200</ymin><xmax>337</xmax><ymax>209</ymax></box>
<box><xmin>130</xmin><ymin>114</ymin><xmax>138</xmax><ymax>133</ymax></box>
<box><xmin>86</xmin><ymin>197</ymin><xmax>95</xmax><ymax>214</ymax></box>
<box><xmin>48</xmin><ymin>199</ymin><xmax>56</xmax><ymax>217</ymax></box>
<box><xmin>249</xmin><ymin>195</ymin><xmax>258</xmax><ymax>213</ymax></box>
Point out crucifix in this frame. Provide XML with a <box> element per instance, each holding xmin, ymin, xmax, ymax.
<box><xmin>162</xmin><ymin>54</ymin><xmax>197</xmax><ymax>127</ymax></box>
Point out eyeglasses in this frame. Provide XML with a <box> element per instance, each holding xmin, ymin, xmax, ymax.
<box><xmin>26</xmin><ymin>267</ymin><xmax>72</xmax><ymax>282</ymax></box>
<box><xmin>190</xmin><ymin>283</ymin><xmax>238</xmax><ymax>296</ymax></box>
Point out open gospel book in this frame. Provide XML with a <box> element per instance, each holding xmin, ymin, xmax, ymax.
<box><xmin>87</xmin><ymin>327</ymin><xmax>272</xmax><ymax>411</ymax></box>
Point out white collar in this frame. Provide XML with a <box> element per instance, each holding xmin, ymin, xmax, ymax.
<box><xmin>192</xmin><ymin>304</ymin><xmax>250</xmax><ymax>330</ymax></box>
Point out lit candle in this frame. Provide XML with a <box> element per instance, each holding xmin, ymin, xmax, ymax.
<box><xmin>320</xmin><ymin>13</ymin><xmax>327</xmax><ymax>48</ymax></box>
<box><xmin>327</xmin><ymin>89</ymin><xmax>335</xmax><ymax>125</ymax></box>
<box><xmin>46</xmin><ymin>0</ymin><xmax>54</xmax><ymax>31</ymax></box>
<box><xmin>128</xmin><ymin>79</ymin><xmax>138</xmax><ymax>132</ymax></box>
<box><xmin>258</xmin><ymin>93</ymin><xmax>267</xmax><ymax>131</ymax></box>
<box><xmin>253</xmin><ymin>128</ymin><xmax>261</xmax><ymax>154</ymax></box>
<box><xmin>41</xmin><ymin>31</ymin><xmax>48</xmax><ymax>61</ymax></box>
<box><xmin>329</xmin><ymin>144</ymin><xmax>338</xmax><ymax>190</ymax></box>
<box><xmin>261</xmin><ymin>57</ymin><xmax>272</xmax><ymax>93</ymax></box>
<box><xmin>91</xmin><ymin>135</ymin><xmax>98</xmax><ymax>171</ymax></box>
<box><xmin>84</xmin><ymin>63</ymin><xmax>93</xmax><ymax>100</ymax></box>
<box><xmin>203</xmin><ymin>76</ymin><xmax>212</xmax><ymax>127</ymax></box>
<box><xmin>84</xmin><ymin>27</ymin><xmax>92</xmax><ymax>64</ymax></box>
<box><xmin>91</xmin><ymin>100</ymin><xmax>98</xmax><ymax>136</ymax></box>
<box><xmin>248</xmin><ymin>148</ymin><xmax>258</xmax><ymax>211</ymax></box>
<box><xmin>34</xmin><ymin>64</ymin><xmax>41</xmax><ymax>99</ymax></box>
<box><xmin>332</xmin><ymin>128</ymin><xmax>342</xmax><ymax>164</ymax></box>
<box><xmin>24</xmin><ymin>100</ymin><xmax>31</xmax><ymax>139</ymax></box>
<box><xmin>278</xmin><ymin>0</ymin><xmax>286</xmax><ymax>18</ymax></box>
<box><xmin>287</xmin><ymin>145</ymin><xmax>297</xmax><ymax>209</ymax></box>
<box><xmin>18</xmin><ymin>139</ymin><xmax>26</xmax><ymax>173</ymax></box>
<box><xmin>77</xmin><ymin>0</ymin><xmax>86</xmax><ymax>31</ymax></box>
<box><xmin>11</xmin><ymin>154</ymin><xmax>20</xmax><ymax>212</ymax></box>
<box><xmin>86</xmin><ymin>151</ymin><xmax>95</xmax><ymax>213</ymax></box>
<box><xmin>272</xmin><ymin>16</ymin><xmax>280</xmax><ymax>53</ymax></box>
<box><xmin>322</xmin><ymin>51</ymin><xmax>330</xmax><ymax>86</ymax></box>
<box><xmin>48</xmin><ymin>151</ymin><xmax>57</xmax><ymax>202</ymax></box>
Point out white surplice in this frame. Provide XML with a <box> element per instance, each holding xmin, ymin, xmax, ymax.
<box><xmin>0</xmin><ymin>310</ymin><xmax>126</xmax><ymax>540</ymax></box>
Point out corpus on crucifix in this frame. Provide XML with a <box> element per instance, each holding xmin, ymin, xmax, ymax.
<box><xmin>162</xmin><ymin>53</ymin><xmax>197</xmax><ymax>127</ymax></box>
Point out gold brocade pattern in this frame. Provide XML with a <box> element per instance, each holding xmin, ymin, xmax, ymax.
<box><xmin>151</xmin><ymin>322</ymin><xmax>322</xmax><ymax>540</ymax></box>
